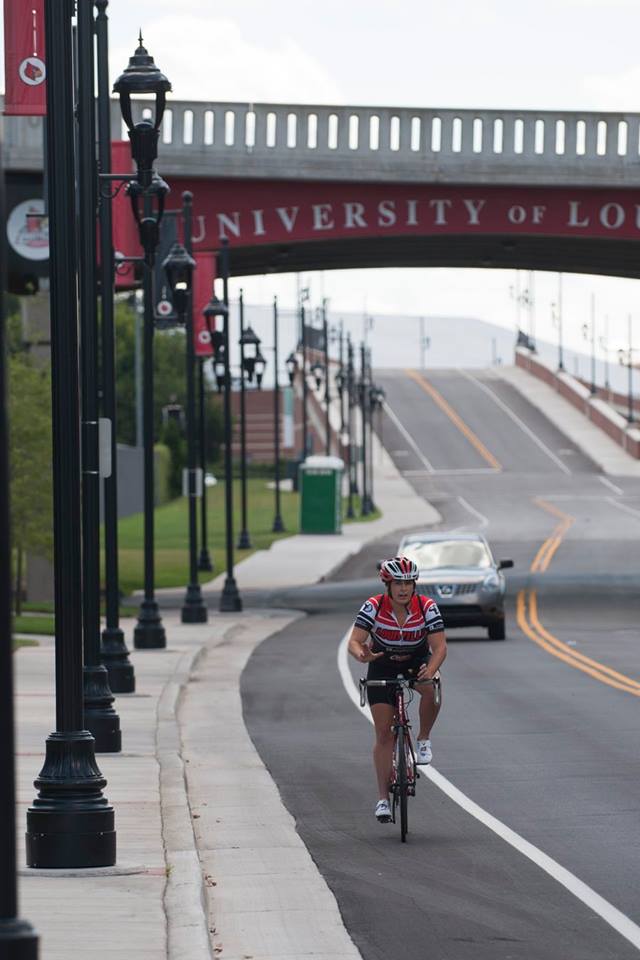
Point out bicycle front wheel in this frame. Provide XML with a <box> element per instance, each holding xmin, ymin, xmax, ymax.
<box><xmin>395</xmin><ymin>726</ymin><xmax>409</xmax><ymax>842</ymax></box>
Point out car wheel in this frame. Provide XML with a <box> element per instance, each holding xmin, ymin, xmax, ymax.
<box><xmin>488</xmin><ymin>619</ymin><xmax>506</xmax><ymax>641</ymax></box>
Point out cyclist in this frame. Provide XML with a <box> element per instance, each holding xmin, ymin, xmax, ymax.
<box><xmin>348</xmin><ymin>556</ymin><xmax>447</xmax><ymax>823</ymax></box>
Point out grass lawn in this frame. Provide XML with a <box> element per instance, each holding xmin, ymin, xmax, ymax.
<box><xmin>114</xmin><ymin>478</ymin><xmax>301</xmax><ymax>595</ymax></box>
<box><xmin>14</xmin><ymin>615</ymin><xmax>55</xmax><ymax>636</ymax></box>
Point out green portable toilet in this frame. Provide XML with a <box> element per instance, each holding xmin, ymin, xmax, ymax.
<box><xmin>299</xmin><ymin>455</ymin><xmax>344</xmax><ymax>534</ymax></box>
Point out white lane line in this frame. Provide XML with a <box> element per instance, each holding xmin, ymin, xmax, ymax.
<box><xmin>403</xmin><ymin>468</ymin><xmax>498</xmax><ymax>477</ymax></box>
<box><xmin>337</xmin><ymin>631</ymin><xmax>640</xmax><ymax>953</ymax></box>
<box><xmin>459</xmin><ymin>370</ymin><xmax>572</xmax><ymax>476</ymax></box>
<box><xmin>456</xmin><ymin>495</ymin><xmax>489</xmax><ymax>530</ymax></box>
<box><xmin>606</xmin><ymin>497</ymin><xmax>640</xmax><ymax>523</ymax></box>
<box><xmin>382</xmin><ymin>400</ymin><xmax>435</xmax><ymax>474</ymax></box>
<box><xmin>600</xmin><ymin>476</ymin><xmax>624</xmax><ymax>496</ymax></box>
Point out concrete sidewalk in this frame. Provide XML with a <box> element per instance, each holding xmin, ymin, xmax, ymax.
<box><xmin>498</xmin><ymin>364</ymin><xmax>640</xmax><ymax>477</ymax></box>
<box><xmin>17</xmin><ymin>611</ymin><xmax>362</xmax><ymax>960</ymax></box>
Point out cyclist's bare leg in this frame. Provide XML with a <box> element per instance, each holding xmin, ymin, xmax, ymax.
<box><xmin>370</xmin><ymin>703</ymin><xmax>396</xmax><ymax>800</ymax></box>
<box><xmin>415</xmin><ymin>681</ymin><xmax>441</xmax><ymax>741</ymax></box>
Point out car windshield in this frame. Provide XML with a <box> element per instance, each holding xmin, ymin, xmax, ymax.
<box><xmin>403</xmin><ymin>539</ymin><xmax>492</xmax><ymax>570</ymax></box>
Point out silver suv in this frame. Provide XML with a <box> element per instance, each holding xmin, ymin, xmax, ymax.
<box><xmin>397</xmin><ymin>532</ymin><xmax>513</xmax><ymax>640</ymax></box>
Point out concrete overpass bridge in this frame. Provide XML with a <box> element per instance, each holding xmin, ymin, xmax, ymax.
<box><xmin>4</xmin><ymin>98</ymin><xmax>640</xmax><ymax>278</ymax></box>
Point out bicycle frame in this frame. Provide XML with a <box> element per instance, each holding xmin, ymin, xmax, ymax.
<box><xmin>359</xmin><ymin>674</ymin><xmax>441</xmax><ymax>841</ymax></box>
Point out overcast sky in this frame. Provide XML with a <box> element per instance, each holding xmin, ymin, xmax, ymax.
<box><xmin>4</xmin><ymin>0</ymin><xmax>640</xmax><ymax>363</ymax></box>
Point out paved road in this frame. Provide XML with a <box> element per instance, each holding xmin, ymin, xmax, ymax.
<box><xmin>243</xmin><ymin>368</ymin><xmax>640</xmax><ymax>959</ymax></box>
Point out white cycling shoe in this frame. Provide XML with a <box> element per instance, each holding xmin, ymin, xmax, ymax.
<box><xmin>416</xmin><ymin>739</ymin><xmax>433</xmax><ymax>765</ymax></box>
<box><xmin>375</xmin><ymin>799</ymin><xmax>392</xmax><ymax>822</ymax></box>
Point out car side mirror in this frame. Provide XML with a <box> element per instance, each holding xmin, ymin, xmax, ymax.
<box><xmin>498</xmin><ymin>559</ymin><xmax>514</xmax><ymax>570</ymax></box>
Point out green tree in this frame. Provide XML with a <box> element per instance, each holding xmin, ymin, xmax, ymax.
<box><xmin>8</xmin><ymin>355</ymin><xmax>53</xmax><ymax>612</ymax></box>
<box><xmin>114</xmin><ymin>296</ymin><xmax>224</xmax><ymax>483</ymax></box>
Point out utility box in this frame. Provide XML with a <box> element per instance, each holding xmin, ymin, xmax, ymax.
<box><xmin>299</xmin><ymin>455</ymin><xmax>344</xmax><ymax>534</ymax></box>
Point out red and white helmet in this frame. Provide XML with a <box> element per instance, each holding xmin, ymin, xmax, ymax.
<box><xmin>379</xmin><ymin>556</ymin><xmax>419</xmax><ymax>583</ymax></box>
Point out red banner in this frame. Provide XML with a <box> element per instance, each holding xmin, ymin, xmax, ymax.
<box><xmin>193</xmin><ymin>251</ymin><xmax>216</xmax><ymax>357</ymax></box>
<box><xmin>3</xmin><ymin>0</ymin><xmax>46</xmax><ymax>116</ymax></box>
<box><xmin>135</xmin><ymin>179</ymin><xmax>640</xmax><ymax>245</ymax></box>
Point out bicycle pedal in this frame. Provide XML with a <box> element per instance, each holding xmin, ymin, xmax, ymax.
<box><xmin>376</xmin><ymin>814</ymin><xmax>392</xmax><ymax>823</ymax></box>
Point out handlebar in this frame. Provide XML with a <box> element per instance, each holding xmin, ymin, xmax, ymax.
<box><xmin>359</xmin><ymin>675</ymin><xmax>441</xmax><ymax>708</ymax></box>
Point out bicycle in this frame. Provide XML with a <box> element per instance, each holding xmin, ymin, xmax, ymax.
<box><xmin>359</xmin><ymin>673</ymin><xmax>441</xmax><ymax>842</ymax></box>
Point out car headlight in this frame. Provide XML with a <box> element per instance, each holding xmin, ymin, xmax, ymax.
<box><xmin>482</xmin><ymin>572</ymin><xmax>500</xmax><ymax>590</ymax></box>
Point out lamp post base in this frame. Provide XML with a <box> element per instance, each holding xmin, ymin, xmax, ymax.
<box><xmin>362</xmin><ymin>495</ymin><xmax>375</xmax><ymax>515</ymax></box>
<box><xmin>237</xmin><ymin>529</ymin><xmax>252</xmax><ymax>549</ymax></box>
<box><xmin>0</xmin><ymin>918</ymin><xmax>39</xmax><ymax>958</ymax></box>
<box><xmin>26</xmin><ymin>730</ymin><xmax>116</xmax><ymax>868</ymax></box>
<box><xmin>133</xmin><ymin>600</ymin><xmax>166</xmax><ymax>649</ymax></box>
<box><xmin>181</xmin><ymin>583</ymin><xmax>208</xmax><ymax>623</ymax></box>
<box><xmin>197</xmin><ymin>548</ymin><xmax>213</xmax><ymax>572</ymax></box>
<box><xmin>83</xmin><ymin>664</ymin><xmax>122</xmax><ymax>753</ymax></box>
<box><xmin>220</xmin><ymin>576</ymin><xmax>242</xmax><ymax>612</ymax></box>
<box><xmin>101</xmin><ymin>625</ymin><xmax>136</xmax><ymax>693</ymax></box>
<box><xmin>272</xmin><ymin>514</ymin><xmax>285</xmax><ymax>533</ymax></box>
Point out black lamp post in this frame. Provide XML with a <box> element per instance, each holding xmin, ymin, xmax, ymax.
<box><xmin>114</xmin><ymin>37</ymin><xmax>171</xmax><ymax>649</ymax></box>
<box><xmin>322</xmin><ymin>299</ymin><xmax>331</xmax><ymax>455</ymax></box>
<box><xmin>272</xmin><ymin>297</ymin><xmax>285</xmax><ymax>533</ymax></box>
<box><xmin>204</xmin><ymin>252</ymin><xmax>242</xmax><ymax>611</ymax></box>
<box><xmin>95</xmin><ymin>0</ymin><xmax>135</xmax><ymax>695</ymax></box>
<box><xmin>347</xmin><ymin>335</ymin><xmax>358</xmax><ymax>520</ymax></box>
<box><xmin>359</xmin><ymin>342</ymin><xmax>371</xmax><ymax>516</ymax></box>
<box><xmin>0</xmin><ymin>98</ymin><xmax>39</xmax><ymax>960</ymax></box>
<box><xmin>77</xmin><ymin>0</ymin><xmax>121</xmax><ymax>754</ymax></box>
<box><xmin>163</xmin><ymin>207</ymin><xmax>207</xmax><ymax>624</ymax></box>
<box><xmin>237</xmin><ymin>291</ymin><xmax>252</xmax><ymax>550</ymax></box>
<box><xmin>301</xmin><ymin>302</ymin><xmax>310</xmax><ymax>460</ymax></box>
<box><xmin>197</xmin><ymin>346</ymin><xmax>213</xmax><ymax>572</ymax></box>
<box><xmin>26</xmin><ymin>0</ymin><xmax>115</xmax><ymax>869</ymax></box>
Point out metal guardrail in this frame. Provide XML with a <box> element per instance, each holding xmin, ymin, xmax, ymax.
<box><xmin>3</xmin><ymin>96</ymin><xmax>640</xmax><ymax>185</ymax></box>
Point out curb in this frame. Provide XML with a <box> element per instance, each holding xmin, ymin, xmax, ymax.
<box><xmin>156</xmin><ymin>643</ymin><xmax>213</xmax><ymax>960</ymax></box>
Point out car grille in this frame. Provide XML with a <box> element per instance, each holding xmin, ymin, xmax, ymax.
<box><xmin>421</xmin><ymin>582</ymin><xmax>481</xmax><ymax>597</ymax></box>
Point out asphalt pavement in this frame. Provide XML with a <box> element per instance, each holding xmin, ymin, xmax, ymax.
<box><xmin>241</xmin><ymin>366</ymin><xmax>640</xmax><ymax>960</ymax></box>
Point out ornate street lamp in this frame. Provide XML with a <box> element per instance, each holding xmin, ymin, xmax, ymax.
<box><xmin>240</xmin><ymin>322</ymin><xmax>261</xmax><ymax>382</ymax></box>
<box><xmin>77</xmin><ymin>0</ymin><xmax>121</xmax><ymax>752</ymax></box>
<box><xmin>218</xmin><ymin>241</ymin><xmax>242</xmax><ymax>611</ymax></box>
<box><xmin>113</xmin><ymin>37</ymin><xmax>173</xmax><ymax>649</ymax></box>
<box><xmin>237</xmin><ymin>294</ymin><xmax>252</xmax><ymax>550</ymax></box>
<box><xmin>237</xmin><ymin>310</ymin><xmax>269</xmax><ymax>550</ymax></box>
<box><xmin>197</xmin><ymin>300</ymin><xmax>214</xmax><ymax>572</ymax></box>
<box><xmin>95</xmin><ymin>0</ymin><xmax>135</xmax><ymax>695</ymax></box>
<box><xmin>112</xmin><ymin>33</ymin><xmax>171</xmax><ymax>189</ymax></box>
<box><xmin>272</xmin><ymin>297</ymin><xmax>285</xmax><ymax>533</ymax></box>
<box><xmin>163</xmin><ymin>206</ymin><xmax>207</xmax><ymax>624</ymax></box>
<box><xmin>311</xmin><ymin>361</ymin><xmax>323</xmax><ymax>392</ymax></box>
<box><xmin>286</xmin><ymin>351</ymin><xmax>298</xmax><ymax>385</ymax></box>
<box><xmin>0</xmin><ymin>91</ymin><xmax>39</xmax><ymax>958</ymax></box>
<box><xmin>254</xmin><ymin>348</ymin><xmax>267</xmax><ymax>388</ymax></box>
<box><xmin>26</xmin><ymin>0</ymin><xmax>114</xmax><ymax>869</ymax></box>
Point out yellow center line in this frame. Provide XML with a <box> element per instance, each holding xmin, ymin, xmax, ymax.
<box><xmin>528</xmin><ymin>592</ymin><xmax>640</xmax><ymax>693</ymax></box>
<box><xmin>406</xmin><ymin>369</ymin><xmax>502</xmax><ymax>471</ymax></box>
<box><xmin>520</xmin><ymin>499</ymin><xmax>640</xmax><ymax>696</ymax></box>
<box><xmin>516</xmin><ymin>591</ymin><xmax>640</xmax><ymax>698</ymax></box>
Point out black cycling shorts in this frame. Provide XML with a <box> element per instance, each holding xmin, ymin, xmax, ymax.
<box><xmin>366</xmin><ymin>652</ymin><xmax>431</xmax><ymax>707</ymax></box>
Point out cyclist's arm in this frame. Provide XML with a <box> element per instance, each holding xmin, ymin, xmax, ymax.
<box><xmin>348</xmin><ymin>625</ymin><xmax>384</xmax><ymax>663</ymax></box>
<box><xmin>417</xmin><ymin>630</ymin><xmax>447</xmax><ymax>680</ymax></box>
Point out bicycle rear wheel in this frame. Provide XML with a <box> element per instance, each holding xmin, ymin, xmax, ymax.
<box><xmin>395</xmin><ymin>726</ymin><xmax>409</xmax><ymax>842</ymax></box>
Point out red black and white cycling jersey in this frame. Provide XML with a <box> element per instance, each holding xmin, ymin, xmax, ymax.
<box><xmin>354</xmin><ymin>593</ymin><xmax>444</xmax><ymax>656</ymax></box>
